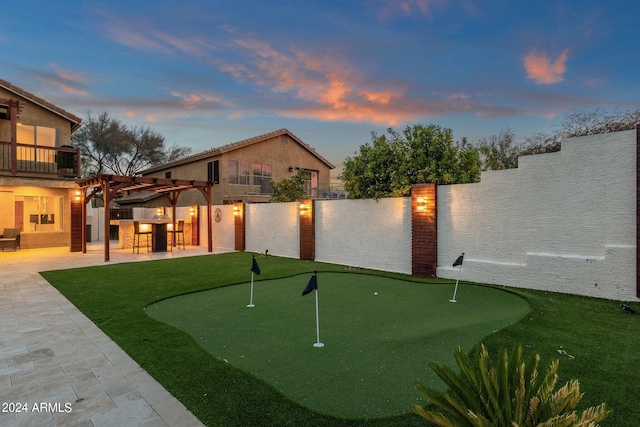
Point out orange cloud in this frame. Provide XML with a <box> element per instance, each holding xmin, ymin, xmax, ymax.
<box><xmin>170</xmin><ymin>91</ymin><xmax>232</xmax><ymax>110</ymax></box>
<box><xmin>362</xmin><ymin>91</ymin><xmax>400</xmax><ymax>105</ymax></box>
<box><xmin>222</xmin><ymin>35</ymin><xmax>420</xmax><ymax>124</ymax></box>
<box><xmin>36</xmin><ymin>66</ymin><xmax>90</xmax><ymax>96</ymax></box>
<box><xmin>524</xmin><ymin>49</ymin><xmax>569</xmax><ymax>84</ymax></box>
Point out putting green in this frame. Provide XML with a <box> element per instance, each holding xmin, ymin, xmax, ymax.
<box><xmin>146</xmin><ymin>272</ymin><xmax>530</xmax><ymax>418</ymax></box>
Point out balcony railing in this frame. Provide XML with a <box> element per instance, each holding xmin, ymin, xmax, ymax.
<box><xmin>224</xmin><ymin>175</ymin><xmax>347</xmax><ymax>201</ymax></box>
<box><xmin>0</xmin><ymin>141</ymin><xmax>80</xmax><ymax>178</ymax></box>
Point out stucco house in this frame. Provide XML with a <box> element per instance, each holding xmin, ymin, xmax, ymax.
<box><xmin>0</xmin><ymin>79</ymin><xmax>83</xmax><ymax>249</ymax></box>
<box><xmin>136</xmin><ymin>128</ymin><xmax>335</xmax><ymax>207</ymax></box>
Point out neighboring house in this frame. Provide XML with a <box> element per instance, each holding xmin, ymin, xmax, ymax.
<box><xmin>0</xmin><ymin>79</ymin><xmax>83</xmax><ymax>249</ymax></box>
<box><xmin>138</xmin><ymin>129</ymin><xmax>335</xmax><ymax>207</ymax></box>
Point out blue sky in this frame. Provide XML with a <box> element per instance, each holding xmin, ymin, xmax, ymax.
<box><xmin>2</xmin><ymin>0</ymin><xmax>638</xmax><ymax>175</ymax></box>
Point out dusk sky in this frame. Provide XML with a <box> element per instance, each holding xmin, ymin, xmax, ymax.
<box><xmin>2</xmin><ymin>1</ymin><xmax>638</xmax><ymax>176</ymax></box>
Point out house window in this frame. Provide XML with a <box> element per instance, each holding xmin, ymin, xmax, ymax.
<box><xmin>165</xmin><ymin>171</ymin><xmax>171</xmax><ymax>179</ymax></box>
<box><xmin>252</xmin><ymin>163</ymin><xmax>272</xmax><ymax>186</ymax></box>
<box><xmin>208</xmin><ymin>160</ymin><xmax>219</xmax><ymax>184</ymax></box>
<box><xmin>228</xmin><ymin>160</ymin><xmax>249</xmax><ymax>185</ymax></box>
<box><xmin>16</xmin><ymin>124</ymin><xmax>58</xmax><ymax>162</ymax></box>
<box><xmin>304</xmin><ymin>170</ymin><xmax>319</xmax><ymax>197</ymax></box>
<box><xmin>15</xmin><ymin>194</ymin><xmax>64</xmax><ymax>232</ymax></box>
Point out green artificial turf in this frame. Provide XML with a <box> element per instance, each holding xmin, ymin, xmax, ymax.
<box><xmin>146</xmin><ymin>272</ymin><xmax>529</xmax><ymax>418</ymax></box>
<box><xmin>41</xmin><ymin>252</ymin><xmax>640</xmax><ymax>427</ymax></box>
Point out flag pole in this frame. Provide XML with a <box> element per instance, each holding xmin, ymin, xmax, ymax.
<box><xmin>313</xmin><ymin>287</ymin><xmax>324</xmax><ymax>347</ymax></box>
<box><xmin>450</xmin><ymin>267</ymin><xmax>461</xmax><ymax>303</ymax></box>
<box><xmin>450</xmin><ymin>253</ymin><xmax>464</xmax><ymax>303</ymax></box>
<box><xmin>248</xmin><ymin>255</ymin><xmax>260</xmax><ymax>308</ymax></box>
<box><xmin>247</xmin><ymin>271</ymin><xmax>255</xmax><ymax>307</ymax></box>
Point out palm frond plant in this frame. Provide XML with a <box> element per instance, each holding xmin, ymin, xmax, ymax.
<box><xmin>414</xmin><ymin>344</ymin><xmax>611</xmax><ymax>427</ymax></box>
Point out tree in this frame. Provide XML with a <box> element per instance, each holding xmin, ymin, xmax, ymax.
<box><xmin>557</xmin><ymin>106</ymin><xmax>640</xmax><ymax>138</ymax></box>
<box><xmin>414</xmin><ymin>344</ymin><xmax>611</xmax><ymax>427</ymax></box>
<box><xmin>476</xmin><ymin>128</ymin><xmax>520</xmax><ymax>171</ymax></box>
<box><xmin>269</xmin><ymin>169</ymin><xmax>311</xmax><ymax>202</ymax></box>
<box><xmin>339</xmin><ymin>124</ymin><xmax>479</xmax><ymax>199</ymax></box>
<box><xmin>72</xmin><ymin>111</ymin><xmax>191</xmax><ymax>177</ymax></box>
<box><xmin>474</xmin><ymin>105</ymin><xmax>640</xmax><ymax>172</ymax></box>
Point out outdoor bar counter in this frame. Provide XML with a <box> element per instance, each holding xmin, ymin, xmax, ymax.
<box><xmin>111</xmin><ymin>219</ymin><xmax>192</xmax><ymax>251</ymax></box>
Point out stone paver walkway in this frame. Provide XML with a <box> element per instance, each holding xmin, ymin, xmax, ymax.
<box><xmin>0</xmin><ymin>243</ymin><xmax>228</xmax><ymax>426</ymax></box>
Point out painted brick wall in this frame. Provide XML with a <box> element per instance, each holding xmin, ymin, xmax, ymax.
<box><xmin>314</xmin><ymin>198</ymin><xmax>412</xmax><ymax>274</ymax></box>
<box><xmin>245</xmin><ymin>202</ymin><xmax>299</xmax><ymax>258</ymax></box>
<box><xmin>437</xmin><ymin>129</ymin><xmax>637</xmax><ymax>301</ymax></box>
<box><xmin>209</xmin><ymin>205</ymin><xmax>235</xmax><ymax>250</ymax></box>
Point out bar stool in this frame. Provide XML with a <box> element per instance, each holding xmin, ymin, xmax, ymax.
<box><xmin>133</xmin><ymin>221</ymin><xmax>152</xmax><ymax>253</ymax></box>
<box><xmin>168</xmin><ymin>220</ymin><xmax>185</xmax><ymax>250</ymax></box>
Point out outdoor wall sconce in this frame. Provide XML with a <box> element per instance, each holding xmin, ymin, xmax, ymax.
<box><xmin>74</xmin><ymin>190</ymin><xmax>81</xmax><ymax>202</ymax></box>
<box><xmin>156</xmin><ymin>207</ymin><xmax>163</xmax><ymax>215</ymax></box>
<box><xmin>416</xmin><ymin>196</ymin><xmax>427</xmax><ymax>213</ymax></box>
<box><xmin>189</xmin><ymin>206</ymin><xmax>196</xmax><ymax>216</ymax></box>
<box><xmin>299</xmin><ymin>201</ymin><xmax>310</xmax><ymax>216</ymax></box>
<box><xmin>233</xmin><ymin>205</ymin><xmax>242</xmax><ymax>216</ymax></box>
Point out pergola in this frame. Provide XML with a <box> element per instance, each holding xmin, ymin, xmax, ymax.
<box><xmin>75</xmin><ymin>174</ymin><xmax>214</xmax><ymax>262</ymax></box>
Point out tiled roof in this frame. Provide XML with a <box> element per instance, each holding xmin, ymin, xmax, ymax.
<box><xmin>0</xmin><ymin>78</ymin><xmax>82</xmax><ymax>132</ymax></box>
<box><xmin>141</xmin><ymin>128</ymin><xmax>335</xmax><ymax>174</ymax></box>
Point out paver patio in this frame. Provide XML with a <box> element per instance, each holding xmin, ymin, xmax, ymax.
<box><xmin>0</xmin><ymin>242</ymin><xmax>229</xmax><ymax>426</ymax></box>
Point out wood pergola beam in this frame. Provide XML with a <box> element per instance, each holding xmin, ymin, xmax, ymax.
<box><xmin>75</xmin><ymin>174</ymin><xmax>215</xmax><ymax>261</ymax></box>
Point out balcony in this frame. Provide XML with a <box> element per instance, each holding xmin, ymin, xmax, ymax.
<box><xmin>0</xmin><ymin>141</ymin><xmax>81</xmax><ymax>178</ymax></box>
<box><xmin>224</xmin><ymin>174</ymin><xmax>346</xmax><ymax>202</ymax></box>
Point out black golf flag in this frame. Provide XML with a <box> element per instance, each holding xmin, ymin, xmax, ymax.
<box><xmin>302</xmin><ymin>272</ymin><xmax>318</xmax><ymax>296</ymax></box>
<box><xmin>251</xmin><ymin>256</ymin><xmax>261</xmax><ymax>275</ymax></box>
<box><xmin>453</xmin><ymin>253</ymin><xmax>464</xmax><ymax>267</ymax></box>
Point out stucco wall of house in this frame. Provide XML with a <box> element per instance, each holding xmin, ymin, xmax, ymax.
<box><xmin>437</xmin><ymin>130</ymin><xmax>637</xmax><ymax>301</ymax></box>
<box><xmin>314</xmin><ymin>198</ymin><xmax>413</xmax><ymax>274</ymax></box>
<box><xmin>0</xmin><ymin>87</ymin><xmax>74</xmax><ymax>145</ymax></box>
<box><xmin>245</xmin><ymin>202</ymin><xmax>299</xmax><ymax>258</ymax></box>
<box><xmin>142</xmin><ymin>133</ymin><xmax>332</xmax><ymax>205</ymax></box>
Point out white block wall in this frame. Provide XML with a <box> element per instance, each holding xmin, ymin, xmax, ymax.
<box><xmin>437</xmin><ymin>130</ymin><xmax>637</xmax><ymax>301</ymax></box>
<box><xmin>315</xmin><ymin>198</ymin><xmax>412</xmax><ymax>274</ymax></box>
<box><xmin>245</xmin><ymin>202</ymin><xmax>299</xmax><ymax>258</ymax></box>
<box><xmin>208</xmin><ymin>205</ymin><xmax>235</xmax><ymax>250</ymax></box>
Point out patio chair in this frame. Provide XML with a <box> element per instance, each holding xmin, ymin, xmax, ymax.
<box><xmin>0</xmin><ymin>228</ymin><xmax>20</xmax><ymax>251</ymax></box>
<box><xmin>168</xmin><ymin>220</ymin><xmax>185</xmax><ymax>250</ymax></box>
<box><xmin>133</xmin><ymin>221</ymin><xmax>152</xmax><ymax>253</ymax></box>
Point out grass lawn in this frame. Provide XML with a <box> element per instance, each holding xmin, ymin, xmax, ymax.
<box><xmin>41</xmin><ymin>252</ymin><xmax>640</xmax><ymax>427</ymax></box>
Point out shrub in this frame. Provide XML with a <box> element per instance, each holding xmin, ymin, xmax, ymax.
<box><xmin>414</xmin><ymin>344</ymin><xmax>611</xmax><ymax>427</ymax></box>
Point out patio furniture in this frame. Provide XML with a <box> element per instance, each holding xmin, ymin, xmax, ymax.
<box><xmin>133</xmin><ymin>221</ymin><xmax>152</xmax><ymax>254</ymax></box>
<box><xmin>168</xmin><ymin>220</ymin><xmax>185</xmax><ymax>250</ymax></box>
<box><xmin>0</xmin><ymin>228</ymin><xmax>20</xmax><ymax>251</ymax></box>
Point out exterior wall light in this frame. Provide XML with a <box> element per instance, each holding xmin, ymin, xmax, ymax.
<box><xmin>189</xmin><ymin>206</ymin><xmax>196</xmax><ymax>216</ymax></box>
<box><xmin>74</xmin><ymin>190</ymin><xmax>82</xmax><ymax>202</ymax></box>
<box><xmin>416</xmin><ymin>196</ymin><xmax>427</xmax><ymax>213</ymax></box>
<box><xmin>299</xmin><ymin>201</ymin><xmax>310</xmax><ymax>216</ymax></box>
<box><xmin>233</xmin><ymin>204</ymin><xmax>243</xmax><ymax>216</ymax></box>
